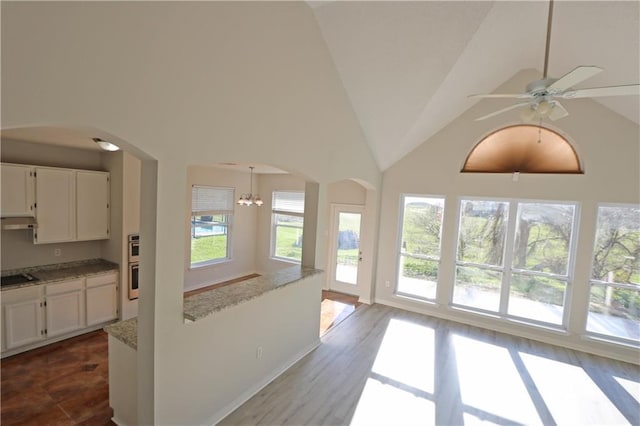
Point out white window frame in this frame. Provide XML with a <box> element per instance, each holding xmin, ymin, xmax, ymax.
<box><xmin>394</xmin><ymin>194</ymin><xmax>446</xmax><ymax>302</ymax></box>
<box><xmin>451</xmin><ymin>196</ymin><xmax>579</xmax><ymax>330</ymax></box>
<box><xmin>271</xmin><ymin>191</ymin><xmax>305</xmax><ymax>264</ymax></box>
<box><xmin>190</xmin><ymin>185</ymin><xmax>234</xmax><ymax>268</ymax></box>
<box><xmin>584</xmin><ymin>202</ymin><xmax>640</xmax><ymax>346</ymax></box>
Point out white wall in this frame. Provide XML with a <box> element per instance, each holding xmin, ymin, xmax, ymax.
<box><xmin>255</xmin><ymin>173</ymin><xmax>307</xmax><ymax>274</ymax></box>
<box><xmin>185</xmin><ymin>166</ymin><xmax>258</xmax><ymax>291</ymax></box>
<box><xmin>121</xmin><ymin>152</ymin><xmax>141</xmax><ymax>319</ymax></box>
<box><xmin>327</xmin><ymin>179</ymin><xmax>367</xmax><ymax>205</ymax></box>
<box><xmin>375</xmin><ymin>69</ymin><xmax>640</xmax><ymax>364</ymax></box>
<box><xmin>0</xmin><ymin>3</ymin><xmax>381</xmax><ymax>423</ymax></box>
<box><xmin>1</xmin><ymin>139</ymin><xmax>103</xmax><ymax>170</ymax></box>
<box><xmin>1</xmin><ymin>139</ymin><xmax>106</xmax><ymax>270</ymax></box>
<box><xmin>100</xmin><ymin>151</ymin><xmax>141</xmax><ymax>320</ymax></box>
<box><xmin>1</xmin><ymin>230</ymin><xmax>103</xmax><ymax>270</ymax></box>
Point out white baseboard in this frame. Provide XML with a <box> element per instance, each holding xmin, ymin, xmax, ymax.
<box><xmin>110</xmin><ymin>415</ymin><xmax>128</xmax><ymax>426</ymax></box>
<box><xmin>207</xmin><ymin>338</ymin><xmax>322</xmax><ymax>425</ymax></box>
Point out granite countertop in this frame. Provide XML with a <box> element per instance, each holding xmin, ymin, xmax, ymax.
<box><xmin>1</xmin><ymin>259</ymin><xmax>119</xmax><ymax>291</ymax></box>
<box><xmin>104</xmin><ymin>317</ymin><xmax>138</xmax><ymax>350</ymax></box>
<box><xmin>104</xmin><ymin>266</ymin><xmax>323</xmax><ymax>350</ymax></box>
<box><xmin>183</xmin><ymin>266</ymin><xmax>322</xmax><ymax>322</ymax></box>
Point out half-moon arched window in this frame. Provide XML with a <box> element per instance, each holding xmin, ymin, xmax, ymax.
<box><xmin>461</xmin><ymin>125</ymin><xmax>583</xmax><ymax>174</ymax></box>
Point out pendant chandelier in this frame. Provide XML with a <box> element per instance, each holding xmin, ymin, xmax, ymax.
<box><xmin>237</xmin><ymin>166</ymin><xmax>263</xmax><ymax>206</ymax></box>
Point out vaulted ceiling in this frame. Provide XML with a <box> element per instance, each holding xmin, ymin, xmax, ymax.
<box><xmin>310</xmin><ymin>1</ymin><xmax>640</xmax><ymax>170</ymax></box>
<box><xmin>2</xmin><ymin>2</ymin><xmax>638</xmax><ymax>173</ymax></box>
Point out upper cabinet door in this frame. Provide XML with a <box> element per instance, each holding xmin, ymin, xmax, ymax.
<box><xmin>1</xmin><ymin>163</ymin><xmax>35</xmax><ymax>217</ymax></box>
<box><xmin>34</xmin><ymin>168</ymin><xmax>76</xmax><ymax>244</ymax></box>
<box><xmin>76</xmin><ymin>171</ymin><xmax>110</xmax><ymax>241</ymax></box>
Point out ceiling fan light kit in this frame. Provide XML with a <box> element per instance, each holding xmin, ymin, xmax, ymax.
<box><xmin>469</xmin><ymin>0</ymin><xmax>640</xmax><ymax>123</ymax></box>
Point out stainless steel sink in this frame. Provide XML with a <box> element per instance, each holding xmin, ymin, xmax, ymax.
<box><xmin>1</xmin><ymin>273</ymin><xmax>40</xmax><ymax>287</ymax></box>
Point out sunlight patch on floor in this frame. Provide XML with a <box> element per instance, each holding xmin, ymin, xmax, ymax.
<box><xmin>350</xmin><ymin>377</ymin><xmax>435</xmax><ymax>425</ymax></box>
<box><xmin>614</xmin><ymin>375</ymin><xmax>640</xmax><ymax>404</ymax></box>
<box><xmin>520</xmin><ymin>352</ymin><xmax>629</xmax><ymax>425</ymax></box>
<box><xmin>371</xmin><ymin>319</ymin><xmax>435</xmax><ymax>394</ymax></box>
<box><xmin>452</xmin><ymin>334</ymin><xmax>542</xmax><ymax>425</ymax></box>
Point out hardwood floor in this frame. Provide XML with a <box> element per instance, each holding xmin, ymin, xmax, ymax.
<box><xmin>320</xmin><ymin>290</ymin><xmax>360</xmax><ymax>336</ymax></box>
<box><xmin>1</xmin><ymin>330</ymin><xmax>114</xmax><ymax>425</ymax></box>
<box><xmin>221</xmin><ymin>303</ymin><xmax>640</xmax><ymax>425</ymax></box>
<box><xmin>4</xmin><ymin>300</ymin><xmax>637</xmax><ymax>425</ymax></box>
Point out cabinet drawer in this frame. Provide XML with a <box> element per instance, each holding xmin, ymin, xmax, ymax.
<box><xmin>86</xmin><ymin>272</ymin><xmax>118</xmax><ymax>288</ymax></box>
<box><xmin>45</xmin><ymin>279</ymin><xmax>84</xmax><ymax>295</ymax></box>
<box><xmin>2</xmin><ymin>286</ymin><xmax>42</xmax><ymax>304</ymax></box>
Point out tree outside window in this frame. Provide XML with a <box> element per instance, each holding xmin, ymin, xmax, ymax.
<box><xmin>454</xmin><ymin>199</ymin><xmax>577</xmax><ymax>327</ymax></box>
<box><xmin>587</xmin><ymin>205</ymin><xmax>640</xmax><ymax>343</ymax></box>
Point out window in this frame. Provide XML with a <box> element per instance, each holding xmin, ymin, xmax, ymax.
<box><xmin>461</xmin><ymin>125</ymin><xmax>582</xmax><ymax>174</ymax></box>
<box><xmin>190</xmin><ymin>186</ymin><xmax>234</xmax><ymax>267</ymax></box>
<box><xmin>271</xmin><ymin>191</ymin><xmax>304</xmax><ymax>263</ymax></box>
<box><xmin>396</xmin><ymin>196</ymin><xmax>445</xmax><ymax>300</ymax></box>
<box><xmin>453</xmin><ymin>199</ymin><xmax>577</xmax><ymax>327</ymax></box>
<box><xmin>586</xmin><ymin>205</ymin><xmax>640</xmax><ymax>344</ymax></box>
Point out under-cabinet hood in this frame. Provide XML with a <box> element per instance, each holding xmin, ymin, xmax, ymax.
<box><xmin>1</xmin><ymin>217</ymin><xmax>38</xmax><ymax>230</ymax></box>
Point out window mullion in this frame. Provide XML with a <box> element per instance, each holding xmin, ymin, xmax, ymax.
<box><xmin>500</xmin><ymin>201</ymin><xmax>518</xmax><ymax>315</ymax></box>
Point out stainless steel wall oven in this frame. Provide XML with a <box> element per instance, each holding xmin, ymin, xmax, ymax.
<box><xmin>128</xmin><ymin>234</ymin><xmax>139</xmax><ymax>300</ymax></box>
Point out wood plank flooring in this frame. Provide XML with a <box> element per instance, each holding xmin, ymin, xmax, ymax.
<box><xmin>3</xmin><ymin>299</ymin><xmax>638</xmax><ymax>425</ymax></box>
<box><xmin>320</xmin><ymin>290</ymin><xmax>360</xmax><ymax>336</ymax></box>
<box><xmin>1</xmin><ymin>330</ymin><xmax>114</xmax><ymax>425</ymax></box>
<box><xmin>220</xmin><ymin>303</ymin><xmax>640</xmax><ymax>425</ymax></box>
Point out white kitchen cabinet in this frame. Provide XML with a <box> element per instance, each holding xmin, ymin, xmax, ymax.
<box><xmin>1</xmin><ymin>163</ymin><xmax>35</xmax><ymax>217</ymax></box>
<box><xmin>2</xmin><ymin>270</ymin><xmax>119</xmax><ymax>356</ymax></box>
<box><xmin>86</xmin><ymin>272</ymin><xmax>118</xmax><ymax>326</ymax></box>
<box><xmin>34</xmin><ymin>167</ymin><xmax>110</xmax><ymax>244</ymax></box>
<box><xmin>34</xmin><ymin>167</ymin><xmax>76</xmax><ymax>243</ymax></box>
<box><xmin>45</xmin><ymin>279</ymin><xmax>85</xmax><ymax>338</ymax></box>
<box><xmin>77</xmin><ymin>171</ymin><xmax>110</xmax><ymax>241</ymax></box>
<box><xmin>2</xmin><ymin>286</ymin><xmax>44</xmax><ymax>350</ymax></box>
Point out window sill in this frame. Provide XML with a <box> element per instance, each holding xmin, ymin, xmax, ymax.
<box><xmin>271</xmin><ymin>257</ymin><xmax>301</xmax><ymax>265</ymax></box>
<box><xmin>582</xmin><ymin>333</ymin><xmax>640</xmax><ymax>349</ymax></box>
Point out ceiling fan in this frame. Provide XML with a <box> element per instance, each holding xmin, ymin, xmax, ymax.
<box><xmin>470</xmin><ymin>0</ymin><xmax>640</xmax><ymax>122</ymax></box>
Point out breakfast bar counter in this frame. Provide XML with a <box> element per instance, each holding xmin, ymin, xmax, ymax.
<box><xmin>183</xmin><ymin>266</ymin><xmax>322</xmax><ymax>322</ymax></box>
<box><xmin>104</xmin><ymin>266</ymin><xmax>323</xmax><ymax>425</ymax></box>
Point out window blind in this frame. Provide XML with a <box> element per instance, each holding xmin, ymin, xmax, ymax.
<box><xmin>272</xmin><ymin>191</ymin><xmax>305</xmax><ymax>214</ymax></box>
<box><xmin>192</xmin><ymin>186</ymin><xmax>234</xmax><ymax>215</ymax></box>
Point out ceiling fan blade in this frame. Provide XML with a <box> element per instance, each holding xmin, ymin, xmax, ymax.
<box><xmin>548</xmin><ymin>102</ymin><xmax>569</xmax><ymax>121</ymax></box>
<box><xmin>468</xmin><ymin>93</ymin><xmax>531</xmax><ymax>99</ymax></box>
<box><xmin>559</xmin><ymin>84</ymin><xmax>640</xmax><ymax>99</ymax></box>
<box><xmin>474</xmin><ymin>102</ymin><xmax>531</xmax><ymax>121</ymax></box>
<box><xmin>547</xmin><ymin>66</ymin><xmax>603</xmax><ymax>93</ymax></box>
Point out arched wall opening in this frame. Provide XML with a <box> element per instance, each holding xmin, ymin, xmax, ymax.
<box><xmin>184</xmin><ymin>162</ymin><xmax>321</xmax><ymax>292</ymax></box>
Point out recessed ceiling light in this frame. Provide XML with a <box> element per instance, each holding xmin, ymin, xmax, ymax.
<box><xmin>92</xmin><ymin>137</ymin><xmax>120</xmax><ymax>151</ymax></box>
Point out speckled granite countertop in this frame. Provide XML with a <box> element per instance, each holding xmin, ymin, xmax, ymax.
<box><xmin>183</xmin><ymin>266</ymin><xmax>322</xmax><ymax>322</ymax></box>
<box><xmin>104</xmin><ymin>317</ymin><xmax>138</xmax><ymax>350</ymax></box>
<box><xmin>1</xmin><ymin>259</ymin><xmax>119</xmax><ymax>291</ymax></box>
<box><xmin>104</xmin><ymin>266</ymin><xmax>323</xmax><ymax>350</ymax></box>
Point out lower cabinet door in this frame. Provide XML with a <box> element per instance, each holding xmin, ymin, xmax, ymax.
<box><xmin>86</xmin><ymin>284</ymin><xmax>118</xmax><ymax>326</ymax></box>
<box><xmin>4</xmin><ymin>298</ymin><xmax>43</xmax><ymax>349</ymax></box>
<box><xmin>46</xmin><ymin>290</ymin><xmax>84</xmax><ymax>338</ymax></box>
